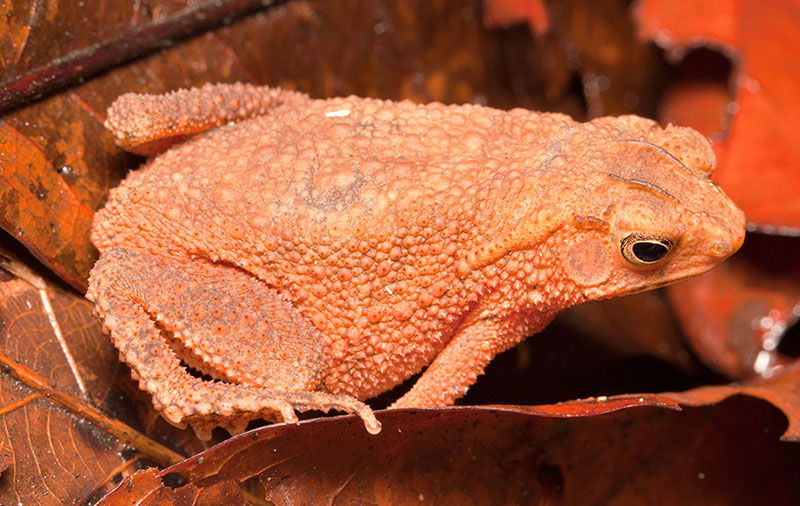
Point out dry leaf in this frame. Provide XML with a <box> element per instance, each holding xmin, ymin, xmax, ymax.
<box><xmin>102</xmin><ymin>397</ymin><xmax>800</xmax><ymax>505</ymax></box>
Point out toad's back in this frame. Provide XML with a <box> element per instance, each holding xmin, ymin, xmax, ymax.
<box><xmin>96</xmin><ymin>96</ymin><xmax>576</xmax><ymax>248</ymax></box>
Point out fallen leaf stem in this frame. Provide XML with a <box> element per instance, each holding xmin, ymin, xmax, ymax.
<box><xmin>0</xmin><ymin>350</ymin><xmax>184</xmax><ymax>467</ymax></box>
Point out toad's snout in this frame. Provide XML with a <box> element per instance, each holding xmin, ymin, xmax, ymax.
<box><xmin>705</xmin><ymin>206</ymin><xmax>746</xmax><ymax>260</ymax></box>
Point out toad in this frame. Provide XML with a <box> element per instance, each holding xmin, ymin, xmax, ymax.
<box><xmin>87</xmin><ymin>83</ymin><xmax>745</xmax><ymax>439</ymax></box>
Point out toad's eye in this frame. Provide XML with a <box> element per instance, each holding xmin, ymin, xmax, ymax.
<box><xmin>620</xmin><ymin>234</ymin><xmax>674</xmax><ymax>266</ymax></box>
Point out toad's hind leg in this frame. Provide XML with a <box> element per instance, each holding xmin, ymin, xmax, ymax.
<box><xmin>87</xmin><ymin>247</ymin><xmax>380</xmax><ymax>438</ymax></box>
<box><xmin>105</xmin><ymin>83</ymin><xmax>308</xmax><ymax>155</ymax></box>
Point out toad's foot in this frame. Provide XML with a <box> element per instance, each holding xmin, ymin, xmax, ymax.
<box><xmin>154</xmin><ymin>378</ymin><xmax>381</xmax><ymax>440</ymax></box>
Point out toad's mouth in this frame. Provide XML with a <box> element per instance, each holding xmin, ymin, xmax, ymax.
<box><xmin>632</xmin><ymin>275</ymin><xmax>692</xmax><ymax>292</ymax></box>
<box><xmin>582</xmin><ymin>268</ymin><xmax>716</xmax><ymax>301</ymax></box>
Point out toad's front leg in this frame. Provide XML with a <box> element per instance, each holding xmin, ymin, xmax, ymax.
<box><xmin>87</xmin><ymin>246</ymin><xmax>380</xmax><ymax>439</ymax></box>
<box><xmin>391</xmin><ymin>305</ymin><xmax>555</xmax><ymax>409</ymax></box>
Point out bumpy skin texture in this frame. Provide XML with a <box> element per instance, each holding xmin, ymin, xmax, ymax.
<box><xmin>87</xmin><ymin>83</ymin><xmax>745</xmax><ymax>438</ymax></box>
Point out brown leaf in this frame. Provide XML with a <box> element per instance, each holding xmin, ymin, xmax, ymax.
<box><xmin>635</xmin><ymin>0</ymin><xmax>800</xmax><ymax>230</ymax></box>
<box><xmin>98</xmin><ymin>467</ymin><xmax>247</xmax><ymax>506</ymax></box>
<box><xmin>101</xmin><ymin>397</ymin><xmax>800</xmax><ymax>505</ymax></box>
<box><xmin>210</xmin><ymin>0</ymin><xmax>486</xmax><ymax>103</ymax></box>
<box><xmin>492</xmin><ymin>392</ymin><xmax>680</xmax><ymax>416</ymax></box>
<box><xmin>0</xmin><ymin>250</ymin><xmax>202</xmax><ymax>504</ymax></box>
<box><xmin>668</xmin><ymin>362</ymin><xmax>800</xmax><ymax>441</ymax></box>
<box><xmin>484</xmin><ymin>0</ymin><xmax>667</xmax><ymax>118</ymax></box>
<box><xmin>98</xmin><ymin>467</ymin><xmax>175</xmax><ymax>506</ymax></box>
<box><xmin>0</xmin><ymin>0</ymin><xmax>285</xmax><ymax>114</ymax></box>
<box><xmin>0</xmin><ymin>120</ymin><xmax>100</xmax><ymax>291</ymax></box>
<box><xmin>0</xmin><ymin>436</ymin><xmax>12</xmax><ymax>475</ymax></box>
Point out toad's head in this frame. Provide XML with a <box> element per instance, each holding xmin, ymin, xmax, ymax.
<box><xmin>552</xmin><ymin>116</ymin><xmax>745</xmax><ymax>300</ymax></box>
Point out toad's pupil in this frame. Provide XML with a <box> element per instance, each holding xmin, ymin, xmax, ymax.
<box><xmin>632</xmin><ymin>241</ymin><xmax>669</xmax><ymax>263</ymax></box>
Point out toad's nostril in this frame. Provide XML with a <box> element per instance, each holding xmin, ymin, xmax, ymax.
<box><xmin>709</xmin><ymin>240</ymin><xmax>730</xmax><ymax>257</ymax></box>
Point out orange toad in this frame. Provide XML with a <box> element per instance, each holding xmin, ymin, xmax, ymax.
<box><xmin>87</xmin><ymin>83</ymin><xmax>745</xmax><ymax>439</ymax></box>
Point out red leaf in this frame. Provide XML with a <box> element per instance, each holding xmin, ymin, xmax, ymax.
<box><xmin>668</xmin><ymin>234</ymin><xmax>800</xmax><ymax>380</ymax></box>
<box><xmin>635</xmin><ymin>0</ymin><xmax>800</xmax><ymax>229</ymax></box>
<box><xmin>484</xmin><ymin>0</ymin><xmax>550</xmax><ymax>35</ymax></box>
